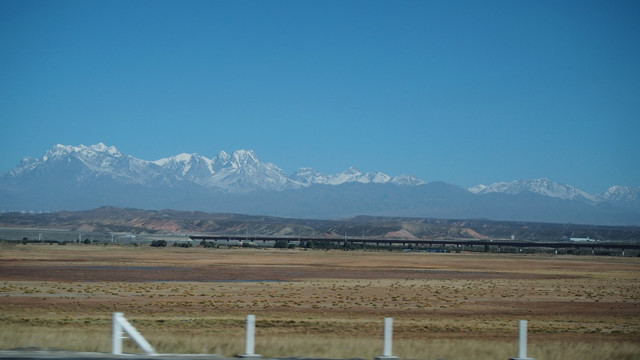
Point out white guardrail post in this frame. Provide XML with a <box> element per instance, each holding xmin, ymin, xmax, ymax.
<box><xmin>112</xmin><ymin>313</ymin><xmax>123</xmax><ymax>355</ymax></box>
<box><xmin>509</xmin><ymin>320</ymin><xmax>534</xmax><ymax>360</ymax></box>
<box><xmin>112</xmin><ymin>312</ymin><xmax>156</xmax><ymax>355</ymax></box>
<box><xmin>239</xmin><ymin>314</ymin><xmax>262</xmax><ymax>358</ymax></box>
<box><xmin>376</xmin><ymin>317</ymin><xmax>399</xmax><ymax>360</ymax></box>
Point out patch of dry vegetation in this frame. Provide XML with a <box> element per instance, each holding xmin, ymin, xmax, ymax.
<box><xmin>0</xmin><ymin>243</ymin><xmax>639</xmax><ymax>359</ymax></box>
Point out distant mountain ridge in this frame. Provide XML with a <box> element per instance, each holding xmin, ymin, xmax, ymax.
<box><xmin>1</xmin><ymin>143</ymin><xmax>639</xmax><ymax>225</ymax></box>
<box><xmin>468</xmin><ymin>178</ymin><xmax>640</xmax><ymax>206</ymax></box>
<box><xmin>2</xmin><ymin>206</ymin><xmax>638</xmax><ymax>242</ymax></box>
<box><xmin>9</xmin><ymin>143</ymin><xmax>423</xmax><ymax>192</ymax></box>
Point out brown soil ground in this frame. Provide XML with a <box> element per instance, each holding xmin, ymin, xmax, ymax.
<box><xmin>0</xmin><ymin>243</ymin><xmax>639</xmax><ymax>358</ymax></box>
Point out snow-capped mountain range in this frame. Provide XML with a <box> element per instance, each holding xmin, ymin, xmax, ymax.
<box><xmin>1</xmin><ymin>143</ymin><xmax>638</xmax><ymax>225</ymax></box>
<box><xmin>6</xmin><ymin>143</ymin><xmax>426</xmax><ymax>192</ymax></box>
<box><xmin>467</xmin><ymin>178</ymin><xmax>639</xmax><ymax>203</ymax></box>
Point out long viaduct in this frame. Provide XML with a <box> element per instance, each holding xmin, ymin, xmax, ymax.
<box><xmin>189</xmin><ymin>234</ymin><xmax>640</xmax><ymax>254</ymax></box>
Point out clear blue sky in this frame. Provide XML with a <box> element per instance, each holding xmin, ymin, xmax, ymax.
<box><xmin>1</xmin><ymin>0</ymin><xmax>639</xmax><ymax>193</ymax></box>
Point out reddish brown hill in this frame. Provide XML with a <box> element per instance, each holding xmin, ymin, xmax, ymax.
<box><xmin>1</xmin><ymin>206</ymin><xmax>639</xmax><ymax>241</ymax></box>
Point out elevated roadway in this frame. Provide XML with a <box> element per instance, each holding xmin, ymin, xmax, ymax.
<box><xmin>189</xmin><ymin>234</ymin><xmax>640</xmax><ymax>253</ymax></box>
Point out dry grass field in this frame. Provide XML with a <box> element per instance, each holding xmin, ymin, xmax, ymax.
<box><xmin>0</xmin><ymin>243</ymin><xmax>639</xmax><ymax>359</ymax></box>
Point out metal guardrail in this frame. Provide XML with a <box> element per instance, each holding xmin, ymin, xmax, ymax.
<box><xmin>108</xmin><ymin>313</ymin><xmax>532</xmax><ymax>360</ymax></box>
<box><xmin>112</xmin><ymin>313</ymin><xmax>156</xmax><ymax>355</ymax></box>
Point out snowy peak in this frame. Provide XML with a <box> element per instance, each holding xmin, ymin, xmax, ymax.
<box><xmin>367</xmin><ymin>171</ymin><xmax>393</xmax><ymax>183</ymax></box>
<box><xmin>331</xmin><ymin>167</ymin><xmax>367</xmax><ymax>184</ymax></box>
<box><xmin>468</xmin><ymin>179</ymin><xmax>640</xmax><ymax>213</ymax></box>
<box><xmin>8</xmin><ymin>144</ymin><xmax>635</xmax><ymax>205</ymax></box>
<box><xmin>2</xmin><ymin>143</ymin><xmax>639</xmax><ymax>225</ymax></box>
<box><xmin>391</xmin><ymin>174</ymin><xmax>427</xmax><ymax>186</ymax></box>
<box><xmin>153</xmin><ymin>149</ymin><xmax>290</xmax><ymax>191</ymax></box>
<box><xmin>205</xmin><ymin>150</ymin><xmax>293</xmax><ymax>192</ymax></box>
<box><xmin>213</xmin><ymin>150</ymin><xmax>260</xmax><ymax>167</ymax></box>
<box><xmin>290</xmin><ymin>167</ymin><xmax>326</xmax><ymax>186</ymax></box>
<box><xmin>43</xmin><ymin>143</ymin><xmax>121</xmax><ymax>161</ymax></box>
<box><xmin>214</xmin><ymin>150</ymin><xmax>230</xmax><ymax>166</ymax></box>
<box><xmin>598</xmin><ymin>185</ymin><xmax>640</xmax><ymax>202</ymax></box>
<box><xmin>9</xmin><ymin>157</ymin><xmax>40</xmax><ymax>176</ymax></box>
<box><xmin>153</xmin><ymin>153</ymin><xmax>214</xmax><ymax>179</ymax></box>
<box><xmin>8</xmin><ymin>143</ymin><xmax>158</xmax><ymax>185</ymax></box>
<box><xmin>153</xmin><ymin>153</ymin><xmax>195</xmax><ymax>167</ymax></box>
<box><xmin>468</xmin><ymin>178</ymin><xmax>598</xmax><ymax>202</ymax></box>
<box><xmin>343</xmin><ymin>166</ymin><xmax>361</xmax><ymax>176</ymax></box>
<box><xmin>231</xmin><ymin>150</ymin><xmax>260</xmax><ymax>166</ymax></box>
<box><xmin>45</xmin><ymin>143</ymin><xmax>124</xmax><ymax>165</ymax></box>
<box><xmin>212</xmin><ymin>150</ymin><xmax>261</xmax><ymax>170</ymax></box>
<box><xmin>290</xmin><ymin>166</ymin><xmax>422</xmax><ymax>186</ymax></box>
<box><xmin>330</xmin><ymin>167</ymin><xmax>392</xmax><ymax>185</ymax></box>
<box><xmin>5</xmin><ymin>143</ymin><xmax>429</xmax><ymax>192</ymax></box>
<box><xmin>469</xmin><ymin>178</ymin><xmax>577</xmax><ymax>199</ymax></box>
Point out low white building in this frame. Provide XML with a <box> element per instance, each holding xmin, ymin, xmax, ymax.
<box><xmin>570</xmin><ymin>237</ymin><xmax>597</xmax><ymax>242</ymax></box>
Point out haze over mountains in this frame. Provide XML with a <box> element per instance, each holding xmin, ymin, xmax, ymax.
<box><xmin>1</xmin><ymin>143</ymin><xmax>639</xmax><ymax>226</ymax></box>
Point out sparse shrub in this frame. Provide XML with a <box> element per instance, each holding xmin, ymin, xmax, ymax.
<box><xmin>173</xmin><ymin>242</ymin><xmax>192</xmax><ymax>248</ymax></box>
<box><xmin>274</xmin><ymin>240</ymin><xmax>289</xmax><ymax>249</ymax></box>
<box><xmin>151</xmin><ymin>240</ymin><xmax>167</xmax><ymax>247</ymax></box>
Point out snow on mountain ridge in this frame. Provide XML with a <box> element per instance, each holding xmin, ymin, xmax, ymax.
<box><xmin>154</xmin><ymin>153</ymin><xmax>215</xmax><ymax>180</ymax></box>
<box><xmin>14</xmin><ymin>143</ymin><xmax>160</xmax><ymax>185</ymax></box>
<box><xmin>8</xmin><ymin>144</ymin><xmax>429</xmax><ymax>191</ymax></box>
<box><xmin>153</xmin><ymin>153</ymin><xmax>193</xmax><ymax>166</ymax></box>
<box><xmin>231</xmin><ymin>149</ymin><xmax>260</xmax><ymax>166</ymax></box>
<box><xmin>333</xmin><ymin>167</ymin><xmax>392</xmax><ymax>184</ymax></box>
<box><xmin>2</xmin><ymin>143</ymin><xmax>639</xmax><ymax>215</ymax></box>
<box><xmin>468</xmin><ymin>178</ymin><xmax>598</xmax><ymax>202</ymax></box>
<box><xmin>290</xmin><ymin>167</ymin><xmax>326</xmax><ymax>185</ymax></box>
<box><xmin>150</xmin><ymin>147</ymin><xmax>429</xmax><ymax>189</ymax></box>
<box><xmin>202</xmin><ymin>150</ymin><xmax>294</xmax><ymax>192</ymax></box>
<box><xmin>391</xmin><ymin>174</ymin><xmax>427</xmax><ymax>185</ymax></box>
<box><xmin>43</xmin><ymin>143</ymin><xmax>120</xmax><ymax>161</ymax></box>
<box><xmin>290</xmin><ymin>166</ymin><xmax>409</xmax><ymax>186</ymax></box>
<box><xmin>598</xmin><ymin>185</ymin><xmax>640</xmax><ymax>202</ymax></box>
<box><xmin>19</xmin><ymin>143</ymin><xmax>639</xmax><ymax>203</ymax></box>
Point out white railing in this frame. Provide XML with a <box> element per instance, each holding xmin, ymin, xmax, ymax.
<box><xmin>376</xmin><ymin>317</ymin><xmax>399</xmax><ymax>360</ymax></box>
<box><xmin>510</xmin><ymin>319</ymin><xmax>535</xmax><ymax>360</ymax></box>
<box><xmin>238</xmin><ymin>314</ymin><xmax>261</xmax><ymax>358</ymax></box>
<box><xmin>111</xmin><ymin>312</ymin><xmax>533</xmax><ymax>360</ymax></box>
<box><xmin>112</xmin><ymin>312</ymin><xmax>156</xmax><ymax>355</ymax></box>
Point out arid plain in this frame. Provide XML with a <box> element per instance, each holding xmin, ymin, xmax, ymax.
<box><xmin>0</xmin><ymin>243</ymin><xmax>638</xmax><ymax>359</ymax></box>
